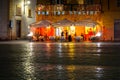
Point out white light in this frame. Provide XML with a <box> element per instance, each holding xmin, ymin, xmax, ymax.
<box><xmin>27</xmin><ymin>1</ymin><xmax>31</xmax><ymax>5</ymax></box>
<box><xmin>27</xmin><ymin>32</ymin><xmax>33</xmax><ymax>37</ymax></box>
<box><xmin>95</xmin><ymin>32</ymin><xmax>101</xmax><ymax>37</ymax></box>
<box><xmin>28</xmin><ymin>25</ymin><xmax>30</xmax><ymax>29</ymax></box>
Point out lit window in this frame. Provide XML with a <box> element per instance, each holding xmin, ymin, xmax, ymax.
<box><xmin>57</xmin><ymin>11</ymin><xmax>61</xmax><ymax>15</ymax></box>
<box><xmin>42</xmin><ymin>11</ymin><xmax>45</xmax><ymax>15</ymax></box>
<box><xmin>62</xmin><ymin>11</ymin><xmax>65</xmax><ymax>15</ymax></box>
<box><xmin>74</xmin><ymin>11</ymin><xmax>77</xmax><ymax>15</ymax></box>
<box><xmin>82</xmin><ymin>11</ymin><xmax>85</xmax><ymax>15</ymax></box>
<box><xmin>90</xmin><ymin>11</ymin><xmax>94</xmax><ymax>15</ymax></box>
<box><xmin>78</xmin><ymin>11</ymin><xmax>81</xmax><ymax>15</ymax></box>
<box><xmin>54</xmin><ymin>11</ymin><xmax>56</xmax><ymax>15</ymax></box>
<box><xmin>86</xmin><ymin>11</ymin><xmax>89</xmax><ymax>15</ymax></box>
<box><xmin>38</xmin><ymin>11</ymin><xmax>41</xmax><ymax>15</ymax></box>
<box><xmin>69</xmin><ymin>11</ymin><xmax>73</xmax><ymax>15</ymax></box>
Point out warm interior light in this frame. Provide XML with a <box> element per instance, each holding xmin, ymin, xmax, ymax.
<box><xmin>70</xmin><ymin>25</ymin><xmax>75</xmax><ymax>35</ymax></box>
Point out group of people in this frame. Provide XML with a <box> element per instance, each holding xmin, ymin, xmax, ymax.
<box><xmin>61</xmin><ymin>30</ymin><xmax>72</xmax><ymax>42</ymax></box>
<box><xmin>60</xmin><ymin>28</ymin><xmax>94</xmax><ymax>42</ymax></box>
<box><xmin>31</xmin><ymin>28</ymin><xmax>94</xmax><ymax>42</ymax></box>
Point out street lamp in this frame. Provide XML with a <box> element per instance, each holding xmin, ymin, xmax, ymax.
<box><xmin>24</xmin><ymin>0</ymin><xmax>31</xmax><ymax>14</ymax></box>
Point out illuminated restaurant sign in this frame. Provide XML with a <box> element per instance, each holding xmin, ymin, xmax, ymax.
<box><xmin>37</xmin><ymin>4</ymin><xmax>101</xmax><ymax>15</ymax></box>
<box><xmin>37</xmin><ymin>10</ymin><xmax>99</xmax><ymax>15</ymax></box>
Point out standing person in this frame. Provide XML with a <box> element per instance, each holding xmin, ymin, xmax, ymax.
<box><xmin>68</xmin><ymin>35</ymin><xmax>72</xmax><ymax>42</ymax></box>
<box><xmin>65</xmin><ymin>30</ymin><xmax>68</xmax><ymax>41</ymax></box>
<box><xmin>61</xmin><ymin>31</ymin><xmax>65</xmax><ymax>42</ymax></box>
<box><xmin>44</xmin><ymin>34</ymin><xmax>48</xmax><ymax>41</ymax></box>
<box><xmin>88</xmin><ymin>28</ymin><xmax>93</xmax><ymax>37</ymax></box>
<box><xmin>87</xmin><ymin>28</ymin><xmax>94</xmax><ymax>40</ymax></box>
<box><xmin>81</xmin><ymin>33</ymin><xmax>84</xmax><ymax>41</ymax></box>
<box><xmin>61</xmin><ymin>31</ymin><xmax>64</xmax><ymax>36</ymax></box>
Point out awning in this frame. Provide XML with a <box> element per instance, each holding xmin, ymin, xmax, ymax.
<box><xmin>74</xmin><ymin>19</ymin><xmax>99</xmax><ymax>27</ymax></box>
<box><xmin>30</xmin><ymin>20</ymin><xmax>53</xmax><ymax>27</ymax></box>
<box><xmin>53</xmin><ymin>18</ymin><xmax>74</xmax><ymax>27</ymax></box>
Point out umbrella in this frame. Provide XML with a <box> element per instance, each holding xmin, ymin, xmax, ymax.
<box><xmin>53</xmin><ymin>18</ymin><xmax>74</xmax><ymax>27</ymax></box>
<box><xmin>29</xmin><ymin>20</ymin><xmax>54</xmax><ymax>36</ymax></box>
<box><xmin>75</xmin><ymin>19</ymin><xmax>99</xmax><ymax>27</ymax></box>
<box><xmin>30</xmin><ymin>20</ymin><xmax>52</xmax><ymax>27</ymax></box>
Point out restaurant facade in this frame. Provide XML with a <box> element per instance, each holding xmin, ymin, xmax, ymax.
<box><xmin>8</xmin><ymin>0</ymin><xmax>120</xmax><ymax>41</ymax></box>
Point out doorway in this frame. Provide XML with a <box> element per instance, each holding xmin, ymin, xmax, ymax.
<box><xmin>16</xmin><ymin>20</ymin><xmax>21</xmax><ymax>38</ymax></box>
<box><xmin>114</xmin><ymin>19</ymin><xmax>120</xmax><ymax>40</ymax></box>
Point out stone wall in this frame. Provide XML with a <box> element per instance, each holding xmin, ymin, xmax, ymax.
<box><xmin>9</xmin><ymin>0</ymin><xmax>36</xmax><ymax>39</ymax></box>
<box><xmin>102</xmin><ymin>11</ymin><xmax>120</xmax><ymax>41</ymax></box>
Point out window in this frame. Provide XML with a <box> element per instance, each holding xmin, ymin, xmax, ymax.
<box><xmin>16</xmin><ymin>5</ymin><xmax>21</xmax><ymax>16</ymax></box>
<box><xmin>46</xmin><ymin>11</ymin><xmax>49</xmax><ymax>15</ymax></box>
<box><xmin>57</xmin><ymin>0</ymin><xmax>62</xmax><ymax>4</ymax></box>
<box><xmin>84</xmin><ymin>0</ymin><xmax>93</xmax><ymax>5</ymax></box>
<box><xmin>51</xmin><ymin>0</ymin><xmax>66</xmax><ymax>4</ymax></box>
<box><xmin>52</xmin><ymin>0</ymin><xmax>60</xmax><ymax>4</ymax></box>
<box><xmin>56</xmin><ymin>0</ymin><xmax>59</xmax><ymax>4</ymax></box>
<box><xmin>28</xmin><ymin>9</ymin><xmax>32</xmax><ymax>17</ymax></box>
<box><xmin>61</xmin><ymin>0</ymin><xmax>67</xmax><ymax>4</ymax></box>
<box><xmin>117</xmin><ymin>0</ymin><xmax>120</xmax><ymax>7</ymax></box>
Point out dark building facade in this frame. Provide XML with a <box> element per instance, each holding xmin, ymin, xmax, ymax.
<box><xmin>0</xmin><ymin>0</ymin><xmax>10</xmax><ymax>40</ymax></box>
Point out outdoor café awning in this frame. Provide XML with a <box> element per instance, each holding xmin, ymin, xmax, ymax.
<box><xmin>29</xmin><ymin>20</ymin><xmax>55</xmax><ymax>36</ymax></box>
<box><xmin>53</xmin><ymin>18</ymin><xmax>74</xmax><ymax>27</ymax></box>
<box><xmin>30</xmin><ymin>20</ymin><xmax>52</xmax><ymax>27</ymax></box>
<box><xmin>74</xmin><ymin>19</ymin><xmax>99</xmax><ymax>27</ymax></box>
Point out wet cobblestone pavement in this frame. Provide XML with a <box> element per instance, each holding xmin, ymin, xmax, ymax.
<box><xmin>0</xmin><ymin>41</ymin><xmax>120</xmax><ymax>80</ymax></box>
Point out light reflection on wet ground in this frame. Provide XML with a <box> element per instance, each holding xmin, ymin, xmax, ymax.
<box><xmin>0</xmin><ymin>41</ymin><xmax>120</xmax><ymax>80</ymax></box>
